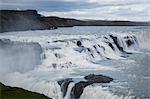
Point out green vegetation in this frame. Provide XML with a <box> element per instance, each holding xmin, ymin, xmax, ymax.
<box><xmin>0</xmin><ymin>82</ymin><xmax>51</xmax><ymax>99</ymax></box>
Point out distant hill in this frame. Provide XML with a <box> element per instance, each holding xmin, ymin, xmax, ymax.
<box><xmin>82</xmin><ymin>20</ymin><xmax>150</xmax><ymax>26</ymax></box>
<box><xmin>0</xmin><ymin>10</ymin><xmax>150</xmax><ymax>33</ymax></box>
<box><xmin>41</xmin><ymin>16</ymin><xmax>84</xmax><ymax>27</ymax></box>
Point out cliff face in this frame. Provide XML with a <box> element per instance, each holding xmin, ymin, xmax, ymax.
<box><xmin>0</xmin><ymin>10</ymin><xmax>84</xmax><ymax>33</ymax></box>
<box><xmin>0</xmin><ymin>10</ymin><xmax>53</xmax><ymax>33</ymax></box>
<box><xmin>42</xmin><ymin>17</ymin><xmax>84</xmax><ymax>27</ymax></box>
<box><xmin>0</xmin><ymin>10</ymin><xmax>150</xmax><ymax>33</ymax></box>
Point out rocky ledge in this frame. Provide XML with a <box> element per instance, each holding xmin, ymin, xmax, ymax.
<box><xmin>58</xmin><ymin>74</ymin><xmax>113</xmax><ymax>99</ymax></box>
<box><xmin>0</xmin><ymin>10</ymin><xmax>83</xmax><ymax>33</ymax></box>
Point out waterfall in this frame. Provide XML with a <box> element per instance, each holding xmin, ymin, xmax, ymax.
<box><xmin>0</xmin><ymin>30</ymin><xmax>149</xmax><ymax>99</ymax></box>
<box><xmin>64</xmin><ymin>83</ymin><xmax>75</xmax><ymax>99</ymax></box>
<box><xmin>0</xmin><ymin>39</ymin><xmax>42</xmax><ymax>79</ymax></box>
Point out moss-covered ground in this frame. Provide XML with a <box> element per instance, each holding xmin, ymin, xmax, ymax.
<box><xmin>0</xmin><ymin>82</ymin><xmax>51</xmax><ymax>99</ymax></box>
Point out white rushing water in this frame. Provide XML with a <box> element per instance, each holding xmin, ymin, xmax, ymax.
<box><xmin>0</xmin><ymin>26</ymin><xmax>150</xmax><ymax>99</ymax></box>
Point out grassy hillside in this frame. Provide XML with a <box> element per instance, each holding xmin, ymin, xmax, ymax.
<box><xmin>0</xmin><ymin>82</ymin><xmax>51</xmax><ymax>99</ymax></box>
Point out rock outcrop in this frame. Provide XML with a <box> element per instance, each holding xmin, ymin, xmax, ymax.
<box><xmin>84</xmin><ymin>74</ymin><xmax>113</xmax><ymax>83</ymax></box>
<box><xmin>109</xmin><ymin>34</ymin><xmax>125</xmax><ymax>52</ymax></box>
<box><xmin>58</xmin><ymin>74</ymin><xmax>113</xmax><ymax>99</ymax></box>
<box><xmin>58</xmin><ymin>78</ymin><xmax>73</xmax><ymax>98</ymax></box>
<box><xmin>0</xmin><ymin>10</ymin><xmax>54</xmax><ymax>33</ymax></box>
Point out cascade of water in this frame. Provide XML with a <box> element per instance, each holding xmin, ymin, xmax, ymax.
<box><xmin>1</xmin><ymin>31</ymin><xmax>149</xmax><ymax>99</ymax></box>
<box><xmin>64</xmin><ymin>83</ymin><xmax>75</xmax><ymax>99</ymax></box>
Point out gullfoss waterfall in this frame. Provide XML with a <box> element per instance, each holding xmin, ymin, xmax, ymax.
<box><xmin>0</xmin><ymin>26</ymin><xmax>150</xmax><ymax>99</ymax></box>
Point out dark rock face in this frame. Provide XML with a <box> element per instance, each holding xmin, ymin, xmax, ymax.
<box><xmin>84</xmin><ymin>74</ymin><xmax>113</xmax><ymax>83</ymax></box>
<box><xmin>42</xmin><ymin>17</ymin><xmax>84</xmax><ymax>28</ymax></box>
<box><xmin>77</xmin><ymin>41</ymin><xmax>82</xmax><ymax>47</ymax></box>
<box><xmin>109</xmin><ymin>35</ymin><xmax>124</xmax><ymax>52</ymax></box>
<box><xmin>109</xmin><ymin>34</ymin><xmax>130</xmax><ymax>54</ymax></box>
<box><xmin>71</xmin><ymin>74</ymin><xmax>113</xmax><ymax>99</ymax></box>
<box><xmin>109</xmin><ymin>35</ymin><xmax>134</xmax><ymax>54</ymax></box>
<box><xmin>0</xmin><ymin>10</ymin><xmax>54</xmax><ymax>33</ymax></box>
<box><xmin>107</xmin><ymin>42</ymin><xmax>115</xmax><ymax>50</ymax></box>
<box><xmin>126</xmin><ymin>39</ymin><xmax>134</xmax><ymax>47</ymax></box>
<box><xmin>83</xmin><ymin>20</ymin><xmax>150</xmax><ymax>26</ymax></box>
<box><xmin>124</xmin><ymin>36</ymin><xmax>137</xmax><ymax>47</ymax></box>
<box><xmin>87</xmin><ymin>48</ymin><xmax>91</xmax><ymax>52</ymax></box>
<box><xmin>71</xmin><ymin>81</ymin><xmax>89</xmax><ymax>99</ymax></box>
<box><xmin>57</xmin><ymin>78</ymin><xmax>73</xmax><ymax>97</ymax></box>
<box><xmin>93</xmin><ymin>45</ymin><xmax>96</xmax><ymax>49</ymax></box>
<box><xmin>57</xmin><ymin>74</ymin><xmax>113</xmax><ymax>99</ymax></box>
<box><xmin>93</xmin><ymin>45</ymin><xmax>102</xmax><ymax>56</ymax></box>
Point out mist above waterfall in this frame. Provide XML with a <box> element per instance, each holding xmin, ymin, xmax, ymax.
<box><xmin>0</xmin><ymin>39</ymin><xmax>42</xmax><ymax>79</ymax></box>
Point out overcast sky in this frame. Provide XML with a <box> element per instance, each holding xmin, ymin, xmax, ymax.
<box><xmin>1</xmin><ymin>0</ymin><xmax>150</xmax><ymax>21</ymax></box>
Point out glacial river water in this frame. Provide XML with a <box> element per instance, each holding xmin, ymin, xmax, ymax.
<box><xmin>0</xmin><ymin>26</ymin><xmax>150</xmax><ymax>99</ymax></box>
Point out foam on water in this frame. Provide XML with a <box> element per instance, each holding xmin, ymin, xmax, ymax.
<box><xmin>0</xmin><ymin>27</ymin><xmax>150</xmax><ymax>99</ymax></box>
<box><xmin>80</xmin><ymin>85</ymin><xmax>133</xmax><ymax>99</ymax></box>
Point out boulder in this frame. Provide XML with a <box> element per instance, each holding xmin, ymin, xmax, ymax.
<box><xmin>77</xmin><ymin>41</ymin><xmax>82</xmax><ymax>47</ymax></box>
